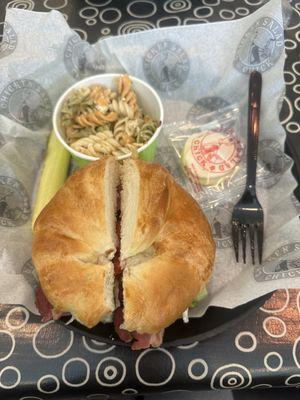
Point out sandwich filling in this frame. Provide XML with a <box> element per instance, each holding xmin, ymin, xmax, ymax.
<box><xmin>35</xmin><ymin>285</ymin><xmax>54</xmax><ymax>322</ymax></box>
<box><xmin>113</xmin><ymin>186</ymin><xmax>164</xmax><ymax>350</ymax></box>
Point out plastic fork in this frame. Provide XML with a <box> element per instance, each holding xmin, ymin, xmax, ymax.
<box><xmin>231</xmin><ymin>71</ymin><xmax>264</xmax><ymax>265</ymax></box>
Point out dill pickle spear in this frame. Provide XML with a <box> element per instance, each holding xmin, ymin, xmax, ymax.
<box><xmin>32</xmin><ymin>132</ymin><xmax>70</xmax><ymax>228</ymax></box>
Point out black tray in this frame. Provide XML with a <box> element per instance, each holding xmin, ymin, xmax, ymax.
<box><xmin>59</xmin><ymin>292</ymin><xmax>272</xmax><ymax>347</ymax></box>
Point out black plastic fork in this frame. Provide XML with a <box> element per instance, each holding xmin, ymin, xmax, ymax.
<box><xmin>231</xmin><ymin>71</ymin><xmax>264</xmax><ymax>265</ymax></box>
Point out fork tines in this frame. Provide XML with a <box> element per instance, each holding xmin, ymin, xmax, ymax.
<box><xmin>232</xmin><ymin>219</ymin><xmax>263</xmax><ymax>265</ymax></box>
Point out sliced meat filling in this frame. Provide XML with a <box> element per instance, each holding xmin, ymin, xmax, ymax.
<box><xmin>35</xmin><ymin>286</ymin><xmax>52</xmax><ymax>322</ymax></box>
<box><xmin>35</xmin><ymin>286</ymin><xmax>62</xmax><ymax>322</ymax></box>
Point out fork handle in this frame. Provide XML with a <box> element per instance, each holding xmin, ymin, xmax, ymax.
<box><xmin>246</xmin><ymin>70</ymin><xmax>262</xmax><ymax>192</ymax></box>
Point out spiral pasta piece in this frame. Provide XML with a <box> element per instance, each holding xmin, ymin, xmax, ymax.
<box><xmin>118</xmin><ymin>74</ymin><xmax>137</xmax><ymax>111</ymax></box>
<box><xmin>75</xmin><ymin>110</ymin><xmax>118</xmax><ymax>127</ymax></box>
<box><xmin>110</xmin><ymin>99</ymin><xmax>135</xmax><ymax>119</ymax></box>
<box><xmin>60</xmin><ymin>75</ymin><xmax>159</xmax><ymax>158</ymax></box>
<box><xmin>137</xmin><ymin>120</ymin><xmax>158</xmax><ymax>144</ymax></box>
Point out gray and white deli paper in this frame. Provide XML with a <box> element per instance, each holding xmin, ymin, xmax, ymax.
<box><xmin>0</xmin><ymin>0</ymin><xmax>299</xmax><ymax>317</ymax></box>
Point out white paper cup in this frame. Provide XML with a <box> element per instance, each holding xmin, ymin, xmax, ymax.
<box><xmin>53</xmin><ymin>73</ymin><xmax>164</xmax><ymax>167</ymax></box>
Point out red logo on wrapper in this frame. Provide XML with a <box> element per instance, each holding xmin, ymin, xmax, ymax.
<box><xmin>191</xmin><ymin>130</ymin><xmax>243</xmax><ymax>173</ymax></box>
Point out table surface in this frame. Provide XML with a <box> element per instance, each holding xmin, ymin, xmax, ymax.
<box><xmin>0</xmin><ymin>0</ymin><xmax>300</xmax><ymax>399</ymax></box>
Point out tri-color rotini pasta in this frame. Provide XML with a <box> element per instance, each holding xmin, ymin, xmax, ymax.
<box><xmin>60</xmin><ymin>75</ymin><xmax>159</xmax><ymax>158</ymax></box>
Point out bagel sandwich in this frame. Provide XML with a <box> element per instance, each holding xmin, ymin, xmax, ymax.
<box><xmin>32</xmin><ymin>156</ymin><xmax>215</xmax><ymax>349</ymax></box>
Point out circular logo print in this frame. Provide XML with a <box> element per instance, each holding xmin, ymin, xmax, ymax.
<box><xmin>191</xmin><ymin>130</ymin><xmax>243</xmax><ymax>174</ymax></box>
<box><xmin>0</xmin><ymin>22</ymin><xmax>17</xmax><ymax>58</ymax></box>
<box><xmin>234</xmin><ymin>17</ymin><xmax>284</xmax><ymax>74</ymax></box>
<box><xmin>0</xmin><ymin>176</ymin><xmax>30</xmax><ymax>227</ymax></box>
<box><xmin>258</xmin><ymin>139</ymin><xmax>292</xmax><ymax>188</ymax></box>
<box><xmin>206</xmin><ymin>202</ymin><xmax>233</xmax><ymax>249</ymax></box>
<box><xmin>254</xmin><ymin>242</ymin><xmax>300</xmax><ymax>282</ymax></box>
<box><xmin>0</xmin><ymin>79</ymin><xmax>52</xmax><ymax>130</ymax></box>
<box><xmin>187</xmin><ymin>97</ymin><xmax>230</xmax><ymax>121</ymax></box>
<box><xmin>143</xmin><ymin>40</ymin><xmax>190</xmax><ymax>92</ymax></box>
<box><xmin>64</xmin><ymin>34</ymin><xmax>106</xmax><ymax>80</ymax></box>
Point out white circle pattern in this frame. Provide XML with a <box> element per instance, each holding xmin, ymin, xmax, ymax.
<box><xmin>37</xmin><ymin>375</ymin><xmax>60</xmax><ymax>394</ymax></box>
<box><xmin>43</xmin><ymin>0</ymin><xmax>67</xmax><ymax>9</ymax></box>
<box><xmin>82</xmin><ymin>337</ymin><xmax>115</xmax><ymax>353</ymax></box>
<box><xmin>104</xmin><ymin>366</ymin><xmax>117</xmax><ymax>380</ymax></box>
<box><xmin>0</xmin><ymin>330</ymin><xmax>15</xmax><ymax>362</ymax></box>
<box><xmin>264</xmin><ymin>352</ymin><xmax>283</xmax><ymax>372</ymax></box>
<box><xmin>122</xmin><ymin>388</ymin><xmax>138</xmax><ymax>394</ymax></box>
<box><xmin>101</xmin><ymin>27</ymin><xmax>111</xmax><ymax>35</ymax></box>
<box><xmin>293</xmin><ymin>61</ymin><xmax>300</xmax><ymax>76</ymax></box>
<box><xmin>244</xmin><ymin>0</ymin><xmax>264</xmax><ymax>4</ymax></box>
<box><xmin>193</xmin><ymin>6</ymin><xmax>213</xmax><ymax>18</ymax></box>
<box><xmin>297</xmin><ymin>291</ymin><xmax>300</xmax><ymax>314</ymax></box>
<box><xmin>117</xmin><ymin>20</ymin><xmax>156</xmax><ymax>34</ymax></box>
<box><xmin>285</xmin><ymin>39</ymin><xmax>297</xmax><ymax>50</ymax></box>
<box><xmin>0</xmin><ymin>366</ymin><xmax>21</xmax><ymax>389</ymax></box>
<box><xmin>219</xmin><ymin>9</ymin><xmax>235</xmax><ymax>20</ymax></box>
<box><xmin>210</xmin><ymin>364</ymin><xmax>252</xmax><ymax>390</ymax></box>
<box><xmin>203</xmin><ymin>0</ymin><xmax>220</xmax><ymax>5</ymax></box>
<box><xmin>85</xmin><ymin>0</ymin><xmax>112</xmax><ymax>5</ymax></box>
<box><xmin>263</xmin><ymin>317</ymin><xmax>287</xmax><ymax>338</ymax></box>
<box><xmin>177</xmin><ymin>341</ymin><xmax>199</xmax><ymax>349</ymax></box>
<box><xmin>235</xmin><ymin>7</ymin><xmax>250</xmax><ymax>16</ymax></box>
<box><xmin>6</xmin><ymin>0</ymin><xmax>34</xmax><ymax>9</ymax></box>
<box><xmin>284</xmin><ymin>71</ymin><xmax>297</xmax><ymax>85</ymax></box>
<box><xmin>62</xmin><ymin>358</ymin><xmax>90</xmax><ymax>387</ymax></box>
<box><xmin>188</xmin><ymin>359</ymin><xmax>208</xmax><ymax>380</ymax></box>
<box><xmin>99</xmin><ymin>8</ymin><xmax>122</xmax><ymax>24</ymax></box>
<box><xmin>184</xmin><ymin>17</ymin><xmax>208</xmax><ymax>24</ymax></box>
<box><xmin>251</xmin><ymin>384</ymin><xmax>272</xmax><ymax>389</ymax></box>
<box><xmin>235</xmin><ymin>331</ymin><xmax>257</xmax><ymax>352</ymax></box>
<box><xmin>285</xmin><ymin>374</ymin><xmax>300</xmax><ymax>386</ymax></box>
<box><xmin>295</xmin><ymin>97</ymin><xmax>300</xmax><ymax>112</ymax></box>
<box><xmin>127</xmin><ymin>1</ymin><xmax>157</xmax><ymax>18</ymax></box>
<box><xmin>5</xmin><ymin>307</ymin><xmax>29</xmax><ymax>330</ymax></box>
<box><xmin>164</xmin><ymin>0</ymin><xmax>192</xmax><ymax>13</ymax></box>
<box><xmin>260</xmin><ymin>288</ymin><xmax>290</xmax><ymax>313</ymax></box>
<box><xmin>157</xmin><ymin>16</ymin><xmax>181</xmax><ymax>27</ymax></box>
<box><xmin>20</xmin><ymin>397</ymin><xmax>43</xmax><ymax>400</ymax></box>
<box><xmin>95</xmin><ymin>357</ymin><xmax>126</xmax><ymax>387</ymax></box>
<box><xmin>79</xmin><ymin>7</ymin><xmax>99</xmax><ymax>19</ymax></box>
<box><xmin>286</xmin><ymin>122</ymin><xmax>300</xmax><ymax>133</ymax></box>
<box><xmin>33</xmin><ymin>321</ymin><xmax>74</xmax><ymax>359</ymax></box>
<box><xmin>294</xmin><ymin>85</ymin><xmax>300</xmax><ymax>95</ymax></box>
<box><xmin>86</xmin><ymin>19</ymin><xmax>97</xmax><ymax>25</ymax></box>
<box><xmin>293</xmin><ymin>336</ymin><xmax>300</xmax><ymax>368</ymax></box>
<box><xmin>280</xmin><ymin>97</ymin><xmax>293</xmax><ymax>124</ymax></box>
<box><xmin>135</xmin><ymin>348</ymin><xmax>176</xmax><ymax>386</ymax></box>
<box><xmin>73</xmin><ymin>28</ymin><xmax>88</xmax><ymax>41</ymax></box>
<box><xmin>220</xmin><ymin>372</ymin><xmax>244</xmax><ymax>388</ymax></box>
